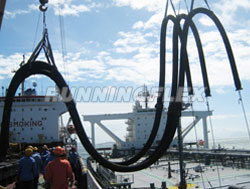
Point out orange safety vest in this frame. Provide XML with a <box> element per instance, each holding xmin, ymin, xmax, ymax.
<box><xmin>45</xmin><ymin>157</ymin><xmax>73</xmax><ymax>189</ymax></box>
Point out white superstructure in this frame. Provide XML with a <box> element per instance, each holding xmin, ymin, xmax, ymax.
<box><xmin>83</xmin><ymin>86</ymin><xmax>212</xmax><ymax>150</ymax></box>
<box><xmin>0</xmin><ymin>93</ymin><xmax>67</xmax><ymax>144</ymax></box>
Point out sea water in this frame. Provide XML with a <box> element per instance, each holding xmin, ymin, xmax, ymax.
<box><xmin>77</xmin><ymin>137</ymin><xmax>250</xmax><ymax>160</ymax></box>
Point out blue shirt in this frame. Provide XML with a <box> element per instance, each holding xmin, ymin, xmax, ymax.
<box><xmin>41</xmin><ymin>150</ymin><xmax>50</xmax><ymax>163</ymax></box>
<box><xmin>68</xmin><ymin>151</ymin><xmax>78</xmax><ymax>167</ymax></box>
<box><xmin>32</xmin><ymin>152</ymin><xmax>42</xmax><ymax>177</ymax></box>
<box><xmin>43</xmin><ymin>154</ymin><xmax>55</xmax><ymax>173</ymax></box>
<box><xmin>19</xmin><ymin>156</ymin><xmax>37</xmax><ymax>181</ymax></box>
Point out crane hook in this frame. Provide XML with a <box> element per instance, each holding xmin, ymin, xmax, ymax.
<box><xmin>39</xmin><ymin>0</ymin><xmax>48</xmax><ymax>12</ymax></box>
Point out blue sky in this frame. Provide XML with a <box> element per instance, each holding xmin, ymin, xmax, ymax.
<box><xmin>1</xmin><ymin>0</ymin><xmax>250</xmax><ymax>145</ymax></box>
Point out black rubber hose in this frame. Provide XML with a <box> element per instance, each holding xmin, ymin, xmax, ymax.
<box><xmin>178</xmin><ymin>13</ymin><xmax>211</xmax><ymax>97</ymax></box>
<box><xmin>181</xmin><ymin>8</ymin><xmax>242</xmax><ymax>91</ymax></box>
<box><xmin>118</xmin><ymin>15</ymin><xmax>173</xmax><ymax>166</ymax></box>
<box><xmin>0</xmin><ymin>61</ymin><xmax>182</xmax><ymax>172</ymax></box>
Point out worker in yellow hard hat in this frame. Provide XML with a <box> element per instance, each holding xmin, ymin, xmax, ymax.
<box><xmin>18</xmin><ymin>148</ymin><xmax>37</xmax><ymax>189</ymax></box>
<box><xmin>41</xmin><ymin>145</ymin><xmax>50</xmax><ymax>164</ymax></box>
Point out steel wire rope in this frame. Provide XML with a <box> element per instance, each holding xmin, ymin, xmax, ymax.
<box><xmin>177</xmin><ymin>0</ymin><xmax>181</xmax><ymax>15</ymax></box>
<box><xmin>170</xmin><ymin>0</ymin><xmax>177</xmax><ymax>16</ymax></box>
<box><xmin>238</xmin><ymin>91</ymin><xmax>250</xmax><ymax>141</ymax></box>
<box><xmin>188</xmin><ymin>96</ymin><xmax>206</xmax><ymax>189</ymax></box>
<box><xmin>205</xmin><ymin>97</ymin><xmax>222</xmax><ymax>187</ymax></box>
<box><xmin>205</xmin><ymin>97</ymin><xmax>216</xmax><ymax>148</ymax></box>
<box><xmin>58</xmin><ymin>3</ymin><xmax>68</xmax><ymax>81</ymax></box>
<box><xmin>164</xmin><ymin>0</ymin><xmax>169</xmax><ymax>17</ymax></box>
<box><xmin>184</xmin><ymin>0</ymin><xmax>190</xmax><ymax>13</ymax></box>
<box><xmin>32</xmin><ymin>12</ymin><xmax>41</xmax><ymax>51</ymax></box>
<box><xmin>0</xmin><ymin>60</ymin><xmax>183</xmax><ymax>172</ymax></box>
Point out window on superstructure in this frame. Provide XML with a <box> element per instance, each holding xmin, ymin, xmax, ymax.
<box><xmin>41</xmin><ymin>127</ymin><xmax>44</xmax><ymax>130</ymax></box>
<box><xmin>22</xmin><ymin>138</ymin><xmax>24</xmax><ymax>140</ymax></box>
<box><xmin>30</xmin><ymin>137</ymin><xmax>33</xmax><ymax>140</ymax></box>
<box><xmin>22</xmin><ymin>109</ymin><xmax>24</xmax><ymax>112</ymax></box>
<box><xmin>30</xmin><ymin>128</ymin><xmax>33</xmax><ymax>130</ymax></box>
<box><xmin>30</xmin><ymin>108</ymin><xmax>32</xmax><ymax>111</ymax></box>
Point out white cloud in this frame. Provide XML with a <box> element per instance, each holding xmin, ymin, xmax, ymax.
<box><xmin>54</xmin><ymin>4</ymin><xmax>90</xmax><ymax>16</ymax></box>
<box><xmin>113</xmin><ymin>31</ymin><xmax>148</xmax><ymax>53</ymax></box>
<box><xmin>213</xmin><ymin>0</ymin><xmax>250</xmax><ymax>27</ymax></box>
<box><xmin>5</xmin><ymin>9</ymin><xmax>31</xmax><ymax>19</ymax></box>
<box><xmin>198</xmin><ymin>16</ymin><xmax>214</xmax><ymax>27</ymax></box>
<box><xmin>133</xmin><ymin>21</ymin><xmax>144</xmax><ymax>30</ymax></box>
<box><xmin>113</xmin><ymin>0</ymin><xmax>165</xmax><ymax>12</ymax></box>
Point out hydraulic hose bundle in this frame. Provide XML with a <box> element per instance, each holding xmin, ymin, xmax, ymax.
<box><xmin>0</xmin><ymin>4</ymin><xmax>242</xmax><ymax>173</ymax></box>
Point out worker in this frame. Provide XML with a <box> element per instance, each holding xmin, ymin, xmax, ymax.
<box><xmin>45</xmin><ymin>146</ymin><xmax>73</xmax><ymax>189</ymax></box>
<box><xmin>41</xmin><ymin>145</ymin><xmax>49</xmax><ymax>163</ymax></box>
<box><xmin>18</xmin><ymin>148</ymin><xmax>37</xmax><ymax>189</ymax></box>
<box><xmin>32</xmin><ymin>147</ymin><xmax>42</xmax><ymax>189</ymax></box>
<box><xmin>68</xmin><ymin>146</ymin><xmax>79</xmax><ymax>180</ymax></box>
<box><xmin>42</xmin><ymin>147</ymin><xmax>55</xmax><ymax>173</ymax></box>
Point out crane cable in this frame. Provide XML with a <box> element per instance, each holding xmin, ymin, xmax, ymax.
<box><xmin>238</xmin><ymin>91</ymin><xmax>250</xmax><ymax>141</ymax></box>
<box><xmin>32</xmin><ymin>12</ymin><xmax>42</xmax><ymax>51</ymax></box>
<box><xmin>205</xmin><ymin>97</ymin><xmax>222</xmax><ymax>188</ymax></box>
<box><xmin>58</xmin><ymin>3</ymin><xmax>68</xmax><ymax>80</ymax></box>
<box><xmin>189</xmin><ymin>96</ymin><xmax>206</xmax><ymax>189</ymax></box>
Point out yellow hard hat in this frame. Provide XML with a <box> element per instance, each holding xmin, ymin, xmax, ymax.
<box><xmin>27</xmin><ymin>145</ymin><xmax>33</xmax><ymax>150</ymax></box>
<box><xmin>33</xmin><ymin>147</ymin><xmax>38</xmax><ymax>151</ymax></box>
<box><xmin>42</xmin><ymin>145</ymin><xmax>48</xmax><ymax>150</ymax></box>
<box><xmin>25</xmin><ymin>148</ymin><xmax>33</xmax><ymax>156</ymax></box>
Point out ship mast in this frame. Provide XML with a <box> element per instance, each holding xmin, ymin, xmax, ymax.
<box><xmin>139</xmin><ymin>85</ymin><xmax>150</xmax><ymax>109</ymax></box>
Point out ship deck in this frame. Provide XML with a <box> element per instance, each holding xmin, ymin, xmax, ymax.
<box><xmin>115</xmin><ymin>160</ymin><xmax>250</xmax><ymax>189</ymax></box>
<box><xmin>89</xmin><ymin>157</ymin><xmax>250</xmax><ymax>189</ymax></box>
